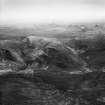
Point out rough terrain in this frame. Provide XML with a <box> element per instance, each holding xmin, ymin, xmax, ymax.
<box><xmin>0</xmin><ymin>23</ymin><xmax>105</xmax><ymax>105</ymax></box>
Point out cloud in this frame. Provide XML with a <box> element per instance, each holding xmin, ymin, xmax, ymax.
<box><xmin>0</xmin><ymin>0</ymin><xmax>105</xmax><ymax>24</ymax></box>
<box><xmin>82</xmin><ymin>0</ymin><xmax>105</xmax><ymax>6</ymax></box>
<box><xmin>2</xmin><ymin>0</ymin><xmax>105</xmax><ymax>10</ymax></box>
<box><xmin>4</xmin><ymin>0</ymin><xmax>105</xmax><ymax>6</ymax></box>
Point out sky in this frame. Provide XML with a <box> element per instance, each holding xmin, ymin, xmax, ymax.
<box><xmin>0</xmin><ymin>0</ymin><xmax>105</xmax><ymax>25</ymax></box>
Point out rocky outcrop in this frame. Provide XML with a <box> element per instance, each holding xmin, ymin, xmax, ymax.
<box><xmin>0</xmin><ymin>36</ymin><xmax>86</xmax><ymax>72</ymax></box>
<box><xmin>1</xmin><ymin>35</ymin><xmax>105</xmax><ymax>105</ymax></box>
<box><xmin>23</xmin><ymin>36</ymin><xmax>86</xmax><ymax>71</ymax></box>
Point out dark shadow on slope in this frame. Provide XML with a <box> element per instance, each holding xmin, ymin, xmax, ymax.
<box><xmin>66</xmin><ymin>34</ymin><xmax>105</xmax><ymax>70</ymax></box>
